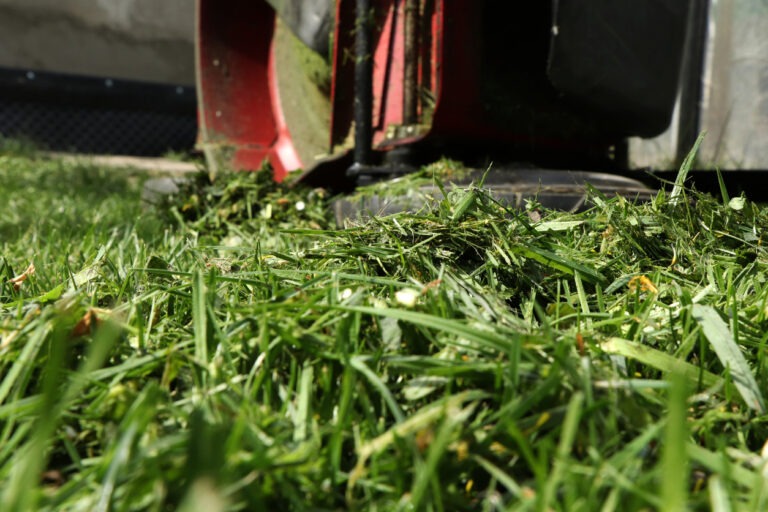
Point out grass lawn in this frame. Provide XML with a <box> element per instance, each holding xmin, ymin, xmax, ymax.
<box><xmin>1</xmin><ymin>141</ymin><xmax>767</xmax><ymax>511</ymax></box>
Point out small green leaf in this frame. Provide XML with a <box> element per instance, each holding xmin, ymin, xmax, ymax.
<box><xmin>728</xmin><ymin>197</ymin><xmax>745</xmax><ymax>211</ymax></box>
<box><xmin>38</xmin><ymin>284</ymin><xmax>64</xmax><ymax>303</ymax></box>
<box><xmin>402</xmin><ymin>375</ymin><xmax>449</xmax><ymax>401</ymax></box>
<box><xmin>379</xmin><ymin>316</ymin><xmax>402</xmax><ymax>351</ymax></box>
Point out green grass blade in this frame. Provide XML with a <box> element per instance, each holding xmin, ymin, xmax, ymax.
<box><xmin>660</xmin><ymin>372</ymin><xmax>689</xmax><ymax>512</ymax></box>
<box><xmin>708</xmin><ymin>475</ymin><xmax>732</xmax><ymax>512</ymax></box>
<box><xmin>3</xmin><ymin>319</ymin><xmax>121</xmax><ymax>511</ymax></box>
<box><xmin>687</xmin><ymin>444</ymin><xmax>757</xmax><ymax>491</ymax></box>
<box><xmin>541</xmin><ymin>391</ymin><xmax>584</xmax><ymax>510</ymax></box>
<box><xmin>95</xmin><ymin>422</ymin><xmax>139</xmax><ymax>512</ymax></box>
<box><xmin>349</xmin><ymin>356</ymin><xmax>405</xmax><ymax>424</ymax></box>
<box><xmin>349</xmin><ymin>391</ymin><xmax>485</xmax><ymax>491</ymax></box>
<box><xmin>409</xmin><ymin>404</ymin><xmax>474</xmax><ymax>509</ymax></box>
<box><xmin>293</xmin><ymin>362</ymin><xmax>314</xmax><ymax>442</ymax></box>
<box><xmin>601</xmin><ymin>337</ymin><xmax>721</xmax><ymax>388</ymax></box>
<box><xmin>192</xmin><ymin>270</ymin><xmax>209</xmax><ymax>367</ymax></box>
<box><xmin>692</xmin><ymin>304</ymin><xmax>765</xmax><ymax>412</ymax></box>
<box><xmin>335</xmin><ymin>305</ymin><xmax>517</xmax><ymax>353</ymax></box>
<box><xmin>715</xmin><ymin>167</ymin><xmax>730</xmax><ymax>204</ymax></box>
<box><xmin>473</xmin><ymin>455</ymin><xmax>524</xmax><ymax>498</ymax></box>
<box><xmin>671</xmin><ymin>131</ymin><xmax>705</xmax><ymax>203</ymax></box>
<box><xmin>0</xmin><ymin>324</ymin><xmax>50</xmax><ymax>407</ymax></box>
<box><xmin>512</xmin><ymin>245</ymin><xmax>606</xmax><ymax>285</ymax></box>
<box><xmin>177</xmin><ymin>478</ymin><xmax>227</xmax><ymax>512</ymax></box>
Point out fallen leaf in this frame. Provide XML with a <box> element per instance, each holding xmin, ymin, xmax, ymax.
<box><xmin>71</xmin><ymin>309</ymin><xmax>96</xmax><ymax>338</ymax></box>
<box><xmin>41</xmin><ymin>469</ymin><xmax>64</xmax><ymax>487</ymax></box>
<box><xmin>9</xmin><ymin>262</ymin><xmax>35</xmax><ymax>290</ymax></box>
<box><xmin>628</xmin><ymin>275</ymin><xmax>658</xmax><ymax>295</ymax></box>
<box><xmin>70</xmin><ymin>308</ymin><xmax>111</xmax><ymax>338</ymax></box>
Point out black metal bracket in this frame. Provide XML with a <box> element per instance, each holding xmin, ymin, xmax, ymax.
<box><xmin>346</xmin><ymin>0</ymin><xmax>419</xmax><ymax>186</ymax></box>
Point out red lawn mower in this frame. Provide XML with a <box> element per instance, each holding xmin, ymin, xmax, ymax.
<box><xmin>195</xmin><ymin>0</ymin><xmax>767</xmax><ymax>203</ymax></box>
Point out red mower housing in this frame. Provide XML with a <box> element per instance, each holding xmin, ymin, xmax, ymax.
<box><xmin>197</xmin><ymin>0</ymin><xmax>703</xmax><ymax>188</ymax></box>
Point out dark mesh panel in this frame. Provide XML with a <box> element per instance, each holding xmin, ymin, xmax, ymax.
<box><xmin>0</xmin><ymin>67</ymin><xmax>198</xmax><ymax>156</ymax></box>
<box><xmin>0</xmin><ymin>97</ymin><xmax>197</xmax><ymax>156</ymax></box>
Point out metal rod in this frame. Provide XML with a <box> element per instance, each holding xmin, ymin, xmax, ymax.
<box><xmin>352</xmin><ymin>0</ymin><xmax>373</xmax><ymax>168</ymax></box>
<box><xmin>403</xmin><ymin>0</ymin><xmax>419</xmax><ymax>125</ymax></box>
<box><xmin>676</xmin><ymin>0</ymin><xmax>710</xmax><ymax>163</ymax></box>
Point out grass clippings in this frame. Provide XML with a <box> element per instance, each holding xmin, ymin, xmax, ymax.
<box><xmin>1</xmin><ymin>145</ymin><xmax>768</xmax><ymax>511</ymax></box>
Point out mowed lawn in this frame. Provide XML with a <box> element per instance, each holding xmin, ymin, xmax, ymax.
<box><xmin>1</xmin><ymin>143</ymin><xmax>768</xmax><ymax>511</ymax></box>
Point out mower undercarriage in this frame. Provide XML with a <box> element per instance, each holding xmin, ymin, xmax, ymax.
<box><xmin>194</xmin><ymin>0</ymin><xmax>768</xmax><ymax>210</ymax></box>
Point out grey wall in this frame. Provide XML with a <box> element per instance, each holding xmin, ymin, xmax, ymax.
<box><xmin>0</xmin><ymin>0</ymin><xmax>195</xmax><ymax>85</ymax></box>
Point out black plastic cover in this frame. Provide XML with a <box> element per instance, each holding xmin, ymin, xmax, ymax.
<box><xmin>547</xmin><ymin>0</ymin><xmax>692</xmax><ymax>137</ymax></box>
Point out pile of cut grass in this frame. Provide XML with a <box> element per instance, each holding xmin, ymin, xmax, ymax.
<box><xmin>1</xmin><ymin>145</ymin><xmax>768</xmax><ymax>511</ymax></box>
